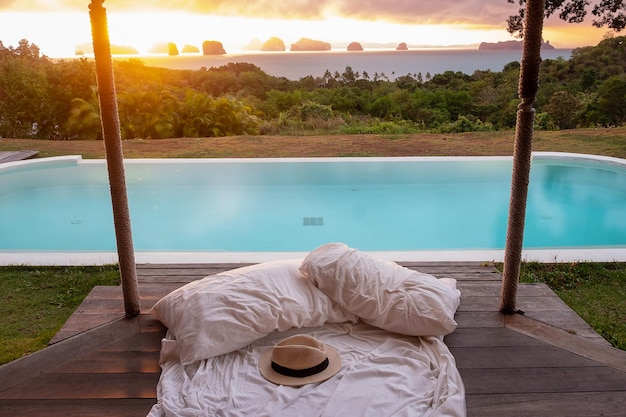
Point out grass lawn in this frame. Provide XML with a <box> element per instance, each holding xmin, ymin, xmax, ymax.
<box><xmin>507</xmin><ymin>262</ymin><xmax>626</xmax><ymax>350</ymax></box>
<box><xmin>0</xmin><ymin>266</ymin><xmax>119</xmax><ymax>365</ymax></box>
<box><xmin>1</xmin><ymin>126</ymin><xmax>626</xmax><ymax>159</ymax></box>
<box><xmin>1</xmin><ymin>128</ymin><xmax>625</xmax><ymax>364</ymax></box>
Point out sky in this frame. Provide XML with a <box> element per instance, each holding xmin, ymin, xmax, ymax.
<box><xmin>0</xmin><ymin>0</ymin><xmax>610</xmax><ymax>58</ymax></box>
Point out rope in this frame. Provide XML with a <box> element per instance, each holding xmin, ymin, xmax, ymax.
<box><xmin>500</xmin><ymin>0</ymin><xmax>545</xmax><ymax>314</ymax></box>
<box><xmin>89</xmin><ymin>1</ymin><xmax>140</xmax><ymax>318</ymax></box>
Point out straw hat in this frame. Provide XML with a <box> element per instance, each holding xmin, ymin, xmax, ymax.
<box><xmin>259</xmin><ymin>334</ymin><xmax>342</xmax><ymax>386</ymax></box>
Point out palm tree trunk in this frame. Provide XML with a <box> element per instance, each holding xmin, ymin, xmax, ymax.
<box><xmin>500</xmin><ymin>0</ymin><xmax>546</xmax><ymax>314</ymax></box>
<box><xmin>89</xmin><ymin>1</ymin><xmax>140</xmax><ymax>318</ymax></box>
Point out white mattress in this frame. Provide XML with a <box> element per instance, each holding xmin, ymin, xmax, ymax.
<box><xmin>147</xmin><ymin>322</ymin><xmax>466</xmax><ymax>417</ymax></box>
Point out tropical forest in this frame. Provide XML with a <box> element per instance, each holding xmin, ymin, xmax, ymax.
<box><xmin>0</xmin><ymin>35</ymin><xmax>625</xmax><ymax>141</ymax></box>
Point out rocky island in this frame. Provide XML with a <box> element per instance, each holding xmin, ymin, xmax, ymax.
<box><xmin>262</xmin><ymin>37</ymin><xmax>286</xmax><ymax>51</ymax></box>
<box><xmin>396</xmin><ymin>42</ymin><xmax>408</xmax><ymax>51</ymax></box>
<box><xmin>290</xmin><ymin>38</ymin><xmax>331</xmax><ymax>51</ymax></box>
<box><xmin>347</xmin><ymin>42</ymin><xmax>363</xmax><ymax>51</ymax></box>
<box><xmin>181</xmin><ymin>44</ymin><xmax>200</xmax><ymax>53</ymax></box>
<box><xmin>202</xmin><ymin>40</ymin><xmax>226</xmax><ymax>55</ymax></box>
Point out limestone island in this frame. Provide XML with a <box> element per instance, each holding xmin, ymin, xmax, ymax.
<box><xmin>347</xmin><ymin>42</ymin><xmax>363</xmax><ymax>51</ymax></box>
<box><xmin>181</xmin><ymin>44</ymin><xmax>200</xmax><ymax>53</ymax></box>
<box><xmin>202</xmin><ymin>40</ymin><xmax>226</xmax><ymax>55</ymax></box>
<box><xmin>262</xmin><ymin>37</ymin><xmax>286</xmax><ymax>51</ymax></box>
<box><xmin>396</xmin><ymin>42</ymin><xmax>408</xmax><ymax>51</ymax></box>
<box><xmin>479</xmin><ymin>40</ymin><xmax>555</xmax><ymax>50</ymax></box>
<box><xmin>290</xmin><ymin>38</ymin><xmax>331</xmax><ymax>51</ymax></box>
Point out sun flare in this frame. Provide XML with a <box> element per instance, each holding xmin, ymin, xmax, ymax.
<box><xmin>0</xmin><ymin>8</ymin><xmax>607</xmax><ymax>58</ymax></box>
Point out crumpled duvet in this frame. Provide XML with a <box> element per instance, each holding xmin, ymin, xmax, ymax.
<box><xmin>147</xmin><ymin>322</ymin><xmax>466</xmax><ymax>417</ymax></box>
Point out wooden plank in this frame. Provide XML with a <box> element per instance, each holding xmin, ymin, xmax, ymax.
<box><xmin>137</xmin><ymin>265</ymin><xmax>251</xmax><ymax>275</ymax></box>
<box><xmin>137</xmin><ymin>275</ymin><xmax>203</xmax><ymax>284</ymax></box>
<box><xmin>451</xmin><ymin>345</ymin><xmax>600</xmax><ymax>369</ymax></box>
<box><xmin>49</xmin><ymin>313</ymin><xmax>122</xmax><ymax>333</ymax></box>
<box><xmin>77</xmin><ymin>284</ymin><xmax>180</xmax><ymax>301</ymax></box>
<box><xmin>424</xmin><ymin>272</ymin><xmax>502</xmax><ymax>281</ymax></box>
<box><xmin>466</xmin><ymin>392</ymin><xmax>626</xmax><ymax>417</ymax></box>
<box><xmin>101</xmin><ymin>331</ymin><xmax>165</xmax><ymax>352</ymax></box>
<box><xmin>0</xmin><ymin>318</ymin><xmax>140</xmax><ymax>393</ymax></box>
<box><xmin>444</xmin><ymin>327</ymin><xmax>544</xmax><ymax>348</ymax></box>
<box><xmin>456</xmin><ymin>282</ymin><xmax>555</xmax><ymax>297</ymax></box>
<box><xmin>50</xmin><ymin>288</ymin><xmax>171</xmax><ymax>344</ymax></box>
<box><xmin>506</xmin><ymin>313</ymin><xmax>626</xmax><ymax>372</ymax></box>
<box><xmin>137</xmin><ymin>262</ymin><xmax>253</xmax><ymax>269</ymax></box>
<box><xmin>458</xmin><ymin>295</ymin><xmax>569</xmax><ymax>312</ymax></box>
<box><xmin>136</xmin><ymin>262</ymin><xmax>500</xmax><ymax>276</ymax></box>
<box><xmin>460</xmin><ymin>366</ymin><xmax>626</xmax><ymax>395</ymax></box>
<box><xmin>54</xmin><ymin>351</ymin><xmax>161</xmax><ymax>373</ymax></box>
<box><xmin>0</xmin><ymin>373</ymin><xmax>158</xmax><ymax>399</ymax></box>
<box><xmin>453</xmin><ymin>311</ymin><xmax>506</xmax><ymax>328</ymax></box>
<box><xmin>136</xmin><ymin>315</ymin><xmax>168</xmax><ymax>333</ymax></box>
<box><xmin>70</xmin><ymin>300</ymin><xmax>125</xmax><ymax>315</ymax></box>
<box><xmin>0</xmin><ymin>150</ymin><xmax>39</xmax><ymax>163</ymax></box>
<box><xmin>0</xmin><ymin>399</ymin><xmax>156</xmax><ymax>417</ymax></box>
<box><xmin>399</xmin><ymin>261</ymin><xmax>499</xmax><ymax>271</ymax></box>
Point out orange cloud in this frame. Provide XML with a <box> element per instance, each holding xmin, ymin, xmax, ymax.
<box><xmin>0</xmin><ymin>0</ymin><xmax>521</xmax><ymax>25</ymax></box>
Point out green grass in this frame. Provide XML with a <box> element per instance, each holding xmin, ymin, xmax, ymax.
<box><xmin>0</xmin><ymin>265</ymin><xmax>120</xmax><ymax>365</ymax></box>
<box><xmin>516</xmin><ymin>262</ymin><xmax>626</xmax><ymax>350</ymax></box>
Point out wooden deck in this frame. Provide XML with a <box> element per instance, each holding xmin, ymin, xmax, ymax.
<box><xmin>0</xmin><ymin>150</ymin><xmax>39</xmax><ymax>163</ymax></box>
<box><xmin>1</xmin><ymin>262</ymin><xmax>625</xmax><ymax>416</ymax></box>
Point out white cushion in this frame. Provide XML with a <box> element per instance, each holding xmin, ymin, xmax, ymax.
<box><xmin>300</xmin><ymin>243</ymin><xmax>461</xmax><ymax>336</ymax></box>
<box><xmin>151</xmin><ymin>259</ymin><xmax>357</xmax><ymax>364</ymax></box>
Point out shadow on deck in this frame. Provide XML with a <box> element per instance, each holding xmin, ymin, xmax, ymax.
<box><xmin>1</xmin><ymin>262</ymin><xmax>625</xmax><ymax>416</ymax></box>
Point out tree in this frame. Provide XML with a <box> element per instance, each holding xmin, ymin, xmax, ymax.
<box><xmin>340</xmin><ymin>66</ymin><xmax>357</xmax><ymax>84</ymax></box>
<box><xmin>507</xmin><ymin>0</ymin><xmax>626</xmax><ymax>37</ymax></box>
<box><xmin>0</xmin><ymin>40</ymin><xmax>56</xmax><ymax>139</ymax></box>
<box><xmin>543</xmin><ymin>90</ymin><xmax>584</xmax><ymax>128</ymax></box>
<box><xmin>596</xmin><ymin>75</ymin><xmax>626</xmax><ymax>124</ymax></box>
<box><xmin>66</xmin><ymin>88</ymin><xmax>102</xmax><ymax>140</ymax></box>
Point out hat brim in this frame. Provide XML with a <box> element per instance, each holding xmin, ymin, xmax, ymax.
<box><xmin>258</xmin><ymin>342</ymin><xmax>342</xmax><ymax>387</ymax></box>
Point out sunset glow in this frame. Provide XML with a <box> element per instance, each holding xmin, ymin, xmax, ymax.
<box><xmin>0</xmin><ymin>2</ymin><xmax>610</xmax><ymax>58</ymax></box>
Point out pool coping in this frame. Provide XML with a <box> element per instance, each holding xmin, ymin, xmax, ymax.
<box><xmin>2</xmin><ymin>248</ymin><xmax>626</xmax><ymax>266</ymax></box>
<box><xmin>2</xmin><ymin>152</ymin><xmax>626</xmax><ymax>265</ymax></box>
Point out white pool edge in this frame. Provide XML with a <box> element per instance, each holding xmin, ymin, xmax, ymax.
<box><xmin>2</xmin><ymin>248</ymin><xmax>626</xmax><ymax>266</ymax></box>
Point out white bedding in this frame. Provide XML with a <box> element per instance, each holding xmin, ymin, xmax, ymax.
<box><xmin>148</xmin><ymin>244</ymin><xmax>466</xmax><ymax>416</ymax></box>
<box><xmin>148</xmin><ymin>323</ymin><xmax>466</xmax><ymax>417</ymax></box>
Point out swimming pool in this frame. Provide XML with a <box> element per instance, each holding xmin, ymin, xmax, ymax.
<box><xmin>1</xmin><ymin>153</ymin><xmax>625</xmax><ymax>265</ymax></box>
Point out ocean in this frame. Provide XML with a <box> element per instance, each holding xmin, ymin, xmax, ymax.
<box><xmin>125</xmin><ymin>48</ymin><xmax>573</xmax><ymax>80</ymax></box>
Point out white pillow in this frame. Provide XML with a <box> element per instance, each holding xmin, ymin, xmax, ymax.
<box><xmin>299</xmin><ymin>243</ymin><xmax>461</xmax><ymax>336</ymax></box>
<box><xmin>151</xmin><ymin>259</ymin><xmax>357</xmax><ymax>364</ymax></box>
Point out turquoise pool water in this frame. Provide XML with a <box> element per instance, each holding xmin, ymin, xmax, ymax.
<box><xmin>1</xmin><ymin>153</ymin><xmax>625</xmax><ymax>262</ymax></box>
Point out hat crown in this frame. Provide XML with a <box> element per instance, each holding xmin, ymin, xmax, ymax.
<box><xmin>271</xmin><ymin>335</ymin><xmax>327</xmax><ymax>371</ymax></box>
<box><xmin>259</xmin><ymin>334</ymin><xmax>342</xmax><ymax>386</ymax></box>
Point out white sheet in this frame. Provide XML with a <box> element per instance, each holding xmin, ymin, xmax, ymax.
<box><xmin>147</xmin><ymin>322</ymin><xmax>466</xmax><ymax>417</ymax></box>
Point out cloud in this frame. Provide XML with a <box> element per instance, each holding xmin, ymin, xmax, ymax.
<box><xmin>0</xmin><ymin>0</ymin><xmax>519</xmax><ymax>26</ymax></box>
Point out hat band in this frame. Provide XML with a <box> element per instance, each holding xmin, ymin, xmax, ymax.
<box><xmin>271</xmin><ymin>357</ymin><xmax>329</xmax><ymax>378</ymax></box>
